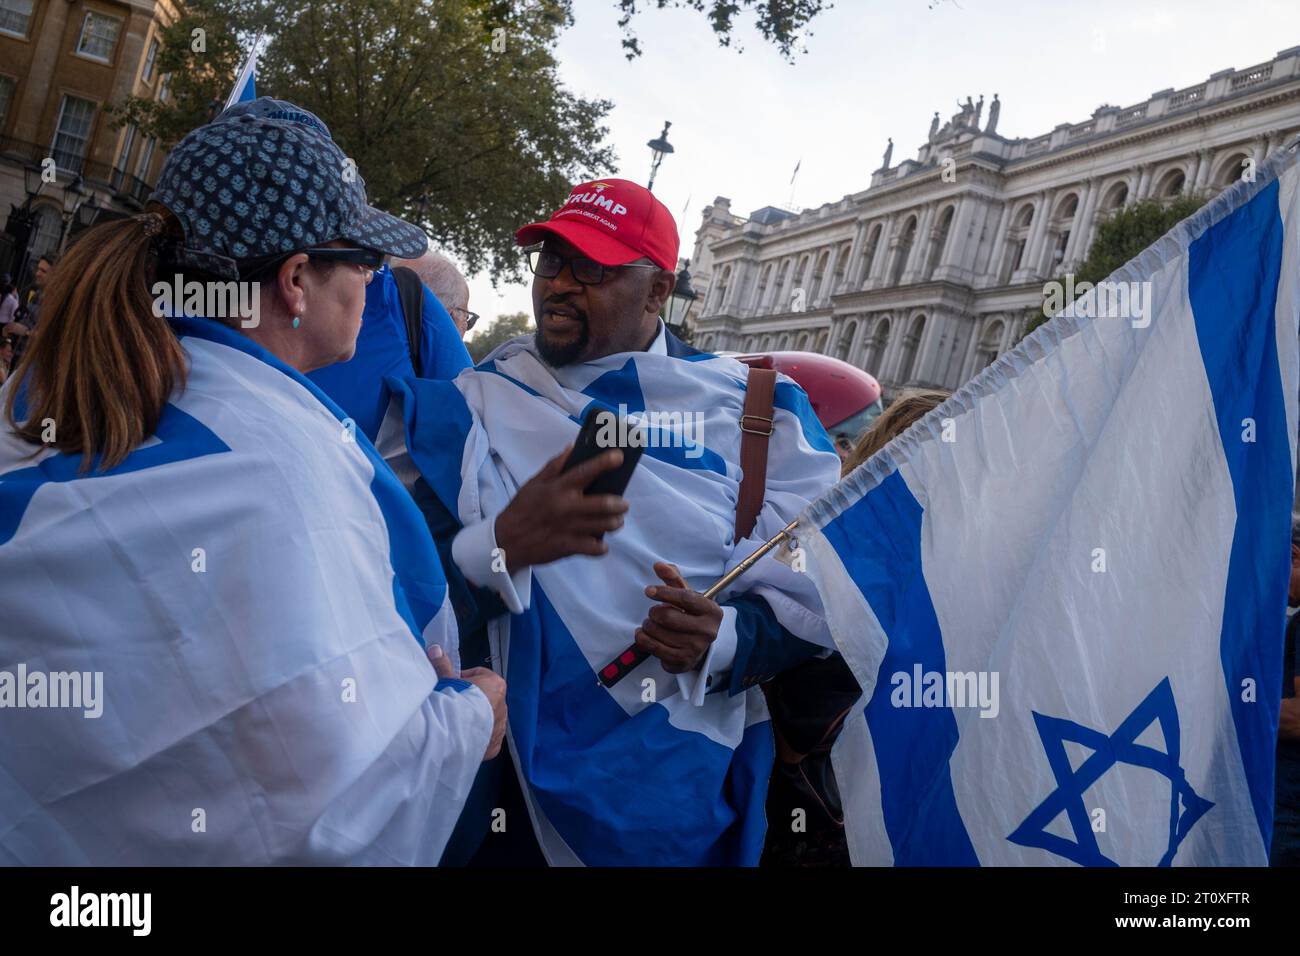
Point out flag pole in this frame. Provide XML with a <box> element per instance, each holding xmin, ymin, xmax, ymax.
<box><xmin>596</xmin><ymin>519</ymin><xmax>800</xmax><ymax>688</ymax></box>
<box><xmin>224</xmin><ymin>30</ymin><xmax>266</xmax><ymax>110</ymax></box>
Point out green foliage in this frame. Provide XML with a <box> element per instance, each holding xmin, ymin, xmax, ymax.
<box><xmin>105</xmin><ymin>0</ymin><xmax>250</xmax><ymax>149</ymax></box>
<box><xmin>108</xmin><ymin>0</ymin><xmax>833</xmax><ymax>282</ymax></box>
<box><xmin>613</xmin><ymin>0</ymin><xmax>830</xmax><ymax>59</ymax></box>
<box><xmin>1024</xmin><ymin>194</ymin><xmax>1208</xmax><ymax>337</ymax></box>
<box><xmin>110</xmin><ymin>0</ymin><xmax>614</xmax><ymax>284</ymax></box>
<box><xmin>467</xmin><ymin>310</ymin><xmax>532</xmax><ymax>361</ymax></box>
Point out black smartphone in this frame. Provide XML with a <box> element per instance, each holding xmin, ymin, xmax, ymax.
<box><xmin>562</xmin><ymin>406</ymin><xmax>645</xmax><ymax>497</ymax></box>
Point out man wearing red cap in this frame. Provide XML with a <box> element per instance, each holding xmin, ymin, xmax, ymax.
<box><xmin>386</xmin><ymin>179</ymin><xmax>843</xmax><ymax>866</ymax></box>
<box><xmin>514</xmin><ymin>177</ymin><xmax>683</xmax><ymax>367</ymax></box>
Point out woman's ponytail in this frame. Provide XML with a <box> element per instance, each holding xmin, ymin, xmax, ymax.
<box><xmin>3</xmin><ymin>208</ymin><xmax>187</xmax><ymax>472</ymax></box>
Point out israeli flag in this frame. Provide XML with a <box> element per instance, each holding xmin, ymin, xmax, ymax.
<box><xmin>0</xmin><ymin>316</ymin><xmax>492</xmax><ymax>865</ymax></box>
<box><xmin>802</xmin><ymin>138</ymin><xmax>1300</xmax><ymax>866</ymax></box>
<box><xmin>388</xmin><ymin>329</ymin><xmax>842</xmax><ymax>865</ymax></box>
<box><xmin>225</xmin><ymin>32</ymin><xmax>263</xmax><ymax>110</ymax></box>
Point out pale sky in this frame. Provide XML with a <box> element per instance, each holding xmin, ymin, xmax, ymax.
<box><xmin>463</xmin><ymin>0</ymin><xmax>1300</xmax><ymax>338</ymax></box>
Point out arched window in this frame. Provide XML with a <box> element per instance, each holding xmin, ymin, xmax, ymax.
<box><xmin>710</xmin><ymin>265</ymin><xmax>732</xmax><ymax>314</ymax></box>
<box><xmin>814</xmin><ymin>329</ymin><xmax>828</xmax><ymax>352</ymax></box>
<box><xmin>836</xmin><ymin>320</ymin><xmax>858</xmax><ymax>361</ymax></box>
<box><xmin>1049</xmin><ymin>193</ymin><xmax>1079</xmax><ymax>269</ymax></box>
<box><xmin>793</xmin><ymin>255</ymin><xmax>812</xmax><ymax>304</ymax></box>
<box><xmin>1101</xmin><ymin>181</ymin><xmax>1129</xmax><ymax>212</ymax></box>
<box><xmin>976</xmin><ymin>319</ymin><xmax>1006</xmax><ymax>370</ymax></box>
<box><xmin>831</xmin><ymin>244</ymin><xmax>850</xmax><ymax>295</ymax></box>
<box><xmin>861</xmin><ymin>223</ymin><xmax>883</xmax><ymax>285</ymax></box>
<box><xmin>888</xmin><ymin>217</ymin><xmax>917</xmax><ymax>286</ymax></box>
<box><xmin>924</xmin><ymin>206</ymin><xmax>955</xmax><ymax>280</ymax></box>
<box><xmin>1000</xmin><ymin>203</ymin><xmax>1035</xmax><ymax>284</ymax></box>
<box><xmin>770</xmin><ymin>260</ymin><xmax>791</xmax><ymax>310</ymax></box>
<box><xmin>1213</xmin><ymin>153</ymin><xmax>1251</xmax><ymax>191</ymax></box>
<box><xmin>898</xmin><ymin>315</ymin><xmax>927</xmax><ymax>382</ymax></box>
<box><xmin>752</xmin><ymin>264</ymin><xmax>772</xmax><ymax>314</ymax></box>
<box><xmin>863</xmin><ymin>318</ymin><xmax>891</xmax><ymax>372</ymax></box>
<box><xmin>811</xmin><ymin>250</ymin><xmax>829</xmax><ymax>304</ymax></box>
<box><xmin>1155</xmin><ymin>168</ymin><xmax>1186</xmax><ymax>199</ymax></box>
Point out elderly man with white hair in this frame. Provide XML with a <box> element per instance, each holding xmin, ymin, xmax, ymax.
<box><xmin>309</xmin><ymin>242</ymin><xmax>472</xmax><ymax>443</ymax></box>
<box><xmin>395</xmin><ymin>250</ymin><xmax>478</xmax><ymax>337</ymax></box>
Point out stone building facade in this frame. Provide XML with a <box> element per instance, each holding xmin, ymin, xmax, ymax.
<box><xmin>0</xmin><ymin>0</ymin><xmax>179</xmax><ymax>280</ymax></box>
<box><xmin>688</xmin><ymin>48</ymin><xmax>1300</xmax><ymax>398</ymax></box>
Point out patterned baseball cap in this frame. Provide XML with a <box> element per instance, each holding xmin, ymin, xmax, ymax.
<box><xmin>150</xmin><ymin>97</ymin><xmax>427</xmax><ymax>280</ymax></box>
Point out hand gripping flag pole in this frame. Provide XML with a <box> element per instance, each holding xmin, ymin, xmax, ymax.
<box><xmin>597</xmin><ymin>518</ymin><xmax>800</xmax><ymax>688</ymax></box>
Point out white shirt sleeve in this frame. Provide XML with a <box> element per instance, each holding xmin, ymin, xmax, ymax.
<box><xmin>450</xmin><ymin>515</ymin><xmax>533</xmax><ymax>614</ymax></box>
<box><xmin>673</xmin><ymin>605</ymin><xmax>739</xmax><ymax>706</ymax></box>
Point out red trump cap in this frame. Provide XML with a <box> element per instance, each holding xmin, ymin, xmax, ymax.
<box><xmin>515</xmin><ymin>178</ymin><xmax>679</xmax><ymax>272</ymax></box>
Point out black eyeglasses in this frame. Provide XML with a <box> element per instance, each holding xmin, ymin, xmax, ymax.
<box><xmin>526</xmin><ymin>249</ymin><xmax>658</xmax><ymax>286</ymax></box>
<box><xmin>448</xmin><ymin>306</ymin><xmax>479</xmax><ymax>331</ymax></box>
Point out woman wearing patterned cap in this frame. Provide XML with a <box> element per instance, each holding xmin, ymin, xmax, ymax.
<box><xmin>0</xmin><ymin>99</ymin><xmax>505</xmax><ymax>865</ymax></box>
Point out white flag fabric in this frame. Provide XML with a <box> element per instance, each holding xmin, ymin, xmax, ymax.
<box><xmin>388</xmin><ymin>325</ymin><xmax>842</xmax><ymax>865</ymax></box>
<box><xmin>802</xmin><ymin>140</ymin><xmax>1300</xmax><ymax>866</ymax></box>
<box><xmin>0</xmin><ymin>316</ymin><xmax>493</xmax><ymax>865</ymax></box>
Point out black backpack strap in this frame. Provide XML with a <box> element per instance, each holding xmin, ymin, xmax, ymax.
<box><xmin>391</xmin><ymin>265</ymin><xmax>425</xmax><ymax>377</ymax></box>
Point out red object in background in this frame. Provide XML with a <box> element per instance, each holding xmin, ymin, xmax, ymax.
<box><xmin>731</xmin><ymin>351</ymin><xmax>883</xmax><ymax>452</ymax></box>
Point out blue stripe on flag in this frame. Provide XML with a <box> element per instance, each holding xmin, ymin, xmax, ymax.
<box><xmin>0</xmin><ymin>405</ymin><xmax>230</xmax><ymax>547</ymax></box>
<box><xmin>822</xmin><ymin>470</ymin><xmax>979</xmax><ymax>865</ymax></box>
<box><xmin>774</xmin><ymin>381</ymin><xmax>836</xmax><ymax>455</ymax></box>
<box><xmin>476</xmin><ymin>360</ymin><xmax>547</xmax><ymax>400</ymax></box>
<box><xmin>385</xmin><ymin>374</ymin><xmax>475</xmax><ymax>518</ymax></box>
<box><xmin>1187</xmin><ymin>177</ymin><xmax>1291</xmax><ymax>850</ymax></box>
<box><xmin>507</xmin><ymin>585</ymin><xmax>772</xmax><ymax>866</ymax></box>
<box><xmin>581</xmin><ymin>358</ymin><xmax>646</xmax><ymax>413</ymax></box>
<box><xmin>571</xmin><ymin>398</ymin><xmax>728</xmax><ymax>476</ymax></box>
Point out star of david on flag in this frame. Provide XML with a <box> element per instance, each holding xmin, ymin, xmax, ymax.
<box><xmin>1008</xmin><ymin>678</ymin><xmax>1214</xmax><ymax>867</ymax></box>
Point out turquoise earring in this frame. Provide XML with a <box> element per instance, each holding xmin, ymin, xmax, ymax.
<box><xmin>292</xmin><ymin>314</ymin><xmax>301</xmax><ymax>329</ymax></box>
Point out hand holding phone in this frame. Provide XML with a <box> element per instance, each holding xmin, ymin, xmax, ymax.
<box><xmin>491</xmin><ymin>410</ymin><xmax>641</xmax><ymax>573</ymax></box>
<box><xmin>562</xmin><ymin>406</ymin><xmax>646</xmax><ymax>497</ymax></box>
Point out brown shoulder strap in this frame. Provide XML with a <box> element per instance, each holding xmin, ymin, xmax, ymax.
<box><xmin>734</xmin><ymin>366</ymin><xmax>777</xmax><ymax>542</ymax></box>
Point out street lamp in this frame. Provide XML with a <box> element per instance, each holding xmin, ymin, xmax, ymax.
<box><xmin>57</xmin><ymin>175</ymin><xmax>89</xmax><ymax>253</ymax></box>
<box><xmin>662</xmin><ymin>259</ymin><xmax>698</xmax><ymax>336</ymax></box>
<box><xmin>77</xmin><ymin>194</ymin><xmax>101</xmax><ymax>231</ymax></box>
<box><xmin>646</xmin><ymin>121</ymin><xmax>674</xmax><ymax>192</ymax></box>
<box><xmin>22</xmin><ymin>162</ymin><xmax>44</xmax><ymax>200</ymax></box>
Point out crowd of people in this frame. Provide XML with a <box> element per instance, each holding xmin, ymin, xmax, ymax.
<box><xmin>0</xmin><ymin>96</ymin><xmax>1294</xmax><ymax>867</ymax></box>
<box><xmin>0</xmin><ymin>255</ymin><xmax>52</xmax><ymax>385</ymax></box>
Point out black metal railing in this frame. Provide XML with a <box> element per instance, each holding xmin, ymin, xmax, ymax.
<box><xmin>0</xmin><ymin>134</ymin><xmax>154</xmax><ymax>207</ymax></box>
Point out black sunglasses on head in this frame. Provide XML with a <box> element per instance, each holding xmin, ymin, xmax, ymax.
<box><xmin>526</xmin><ymin>249</ymin><xmax>658</xmax><ymax>286</ymax></box>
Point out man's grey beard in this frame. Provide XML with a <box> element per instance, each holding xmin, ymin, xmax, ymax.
<box><xmin>534</xmin><ymin>324</ymin><xmax>589</xmax><ymax>368</ymax></box>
